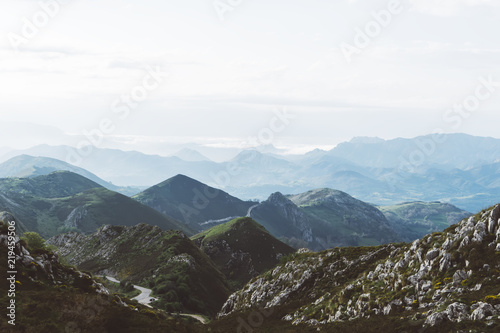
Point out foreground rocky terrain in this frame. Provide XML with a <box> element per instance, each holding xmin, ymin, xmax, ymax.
<box><xmin>216</xmin><ymin>204</ymin><xmax>500</xmax><ymax>332</ymax></box>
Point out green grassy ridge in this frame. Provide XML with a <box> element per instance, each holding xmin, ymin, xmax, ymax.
<box><xmin>0</xmin><ymin>171</ymin><xmax>192</xmax><ymax>238</ymax></box>
<box><xmin>191</xmin><ymin>217</ymin><xmax>268</xmax><ymax>243</ymax></box>
<box><xmin>191</xmin><ymin>217</ymin><xmax>295</xmax><ymax>289</ymax></box>
<box><xmin>50</xmin><ymin>223</ymin><xmax>231</xmax><ymax>317</ymax></box>
<box><xmin>133</xmin><ymin>174</ymin><xmax>255</xmax><ymax>231</ymax></box>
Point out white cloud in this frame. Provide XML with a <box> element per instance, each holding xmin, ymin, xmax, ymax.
<box><xmin>408</xmin><ymin>0</ymin><xmax>500</xmax><ymax>16</ymax></box>
<box><xmin>0</xmin><ymin>0</ymin><xmax>499</xmax><ymax>150</ymax></box>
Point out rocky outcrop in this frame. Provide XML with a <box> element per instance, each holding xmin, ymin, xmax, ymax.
<box><xmin>0</xmin><ymin>223</ymin><xmax>108</xmax><ymax>294</ymax></box>
<box><xmin>219</xmin><ymin>204</ymin><xmax>500</xmax><ymax>329</ymax></box>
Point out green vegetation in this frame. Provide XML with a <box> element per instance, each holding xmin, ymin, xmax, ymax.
<box><xmin>21</xmin><ymin>232</ymin><xmax>48</xmax><ymax>252</ymax></box>
<box><xmin>192</xmin><ymin>217</ymin><xmax>267</xmax><ymax>243</ymax></box>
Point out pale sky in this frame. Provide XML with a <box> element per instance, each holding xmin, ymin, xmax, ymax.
<box><xmin>1</xmin><ymin>0</ymin><xmax>499</xmax><ymax>154</ymax></box>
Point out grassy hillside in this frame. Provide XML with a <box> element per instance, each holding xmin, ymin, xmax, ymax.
<box><xmin>0</xmin><ymin>171</ymin><xmax>191</xmax><ymax>237</ymax></box>
<box><xmin>192</xmin><ymin>217</ymin><xmax>295</xmax><ymax>289</ymax></box>
<box><xmin>134</xmin><ymin>174</ymin><xmax>255</xmax><ymax>231</ymax></box>
<box><xmin>379</xmin><ymin>201</ymin><xmax>471</xmax><ymax>241</ymax></box>
<box><xmin>49</xmin><ymin>224</ymin><xmax>230</xmax><ymax>317</ymax></box>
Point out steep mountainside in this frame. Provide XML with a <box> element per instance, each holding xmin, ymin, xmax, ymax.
<box><xmin>249</xmin><ymin>191</ymin><xmax>399</xmax><ymax>250</ymax></box>
<box><xmin>289</xmin><ymin>188</ymin><xmax>399</xmax><ymax>247</ymax></box>
<box><xmin>216</xmin><ymin>204</ymin><xmax>500</xmax><ymax>332</ymax></box>
<box><xmin>0</xmin><ymin>155</ymin><xmax>141</xmax><ymax>196</ymax></box>
<box><xmin>0</xmin><ymin>171</ymin><xmax>190</xmax><ymax>237</ymax></box>
<box><xmin>249</xmin><ymin>192</ymin><xmax>323</xmax><ymax>249</ymax></box>
<box><xmin>49</xmin><ymin>224</ymin><xmax>230</xmax><ymax>316</ymax></box>
<box><xmin>379</xmin><ymin>201</ymin><xmax>471</xmax><ymax>241</ymax></box>
<box><xmin>191</xmin><ymin>217</ymin><xmax>295</xmax><ymax>289</ymax></box>
<box><xmin>0</xmin><ymin>216</ymin><xmax>198</xmax><ymax>333</ymax></box>
<box><xmin>134</xmin><ymin>174</ymin><xmax>255</xmax><ymax>232</ymax></box>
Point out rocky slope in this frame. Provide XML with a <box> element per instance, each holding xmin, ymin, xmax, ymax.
<box><xmin>49</xmin><ymin>223</ymin><xmax>230</xmax><ymax>316</ymax></box>
<box><xmin>191</xmin><ymin>217</ymin><xmax>295</xmax><ymax>289</ymax></box>
<box><xmin>289</xmin><ymin>188</ymin><xmax>399</xmax><ymax>246</ymax></box>
<box><xmin>218</xmin><ymin>204</ymin><xmax>500</xmax><ymax>331</ymax></box>
<box><xmin>249</xmin><ymin>190</ymin><xmax>399</xmax><ymax>250</ymax></box>
<box><xmin>0</xmin><ymin>214</ymin><xmax>198</xmax><ymax>332</ymax></box>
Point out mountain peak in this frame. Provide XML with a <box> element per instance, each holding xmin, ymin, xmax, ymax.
<box><xmin>134</xmin><ymin>175</ymin><xmax>255</xmax><ymax>231</ymax></box>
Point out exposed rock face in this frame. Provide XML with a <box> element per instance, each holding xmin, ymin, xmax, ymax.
<box><xmin>0</xmin><ymin>224</ymin><xmax>107</xmax><ymax>294</ymax></box>
<box><xmin>218</xmin><ymin>204</ymin><xmax>500</xmax><ymax>329</ymax></box>
<box><xmin>261</xmin><ymin>192</ymin><xmax>314</xmax><ymax>243</ymax></box>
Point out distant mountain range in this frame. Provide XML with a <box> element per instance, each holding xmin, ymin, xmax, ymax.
<box><xmin>1</xmin><ymin>133</ymin><xmax>499</xmax><ymax>212</ymax></box>
<box><xmin>0</xmin><ymin>170</ymin><xmax>471</xmax><ymax>249</ymax></box>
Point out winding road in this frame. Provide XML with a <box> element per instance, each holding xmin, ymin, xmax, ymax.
<box><xmin>105</xmin><ymin>276</ymin><xmax>157</xmax><ymax>306</ymax></box>
<box><xmin>104</xmin><ymin>276</ymin><xmax>206</xmax><ymax>324</ymax></box>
